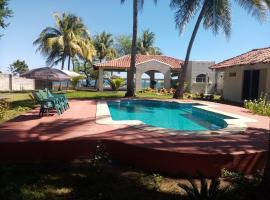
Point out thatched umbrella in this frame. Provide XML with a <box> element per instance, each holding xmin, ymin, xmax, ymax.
<box><xmin>21</xmin><ymin>67</ymin><xmax>71</xmax><ymax>90</ymax></box>
<box><xmin>21</xmin><ymin>67</ymin><xmax>71</xmax><ymax>81</ymax></box>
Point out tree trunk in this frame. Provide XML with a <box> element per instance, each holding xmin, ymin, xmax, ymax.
<box><xmin>68</xmin><ymin>56</ymin><xmax>71</xmax><ymax>71</ymax></box>
<box><xmin>259</xmin><ymin>118</ymin><xmax>270</xmax><ymax>199</ymax></box>
<box><xmin>125</xmin><ymin>0</ymin><xmax>138</xmax><ymax>97</ymax></box>
<box><xmin>61</xmin><ymin>55</ymin><xmax>65</xmax><ymax>70</ymax></box>
<box><xmin>173</xmin><ymin>0</ymin><xmax>208</xmax><ymax>99</ymax></box>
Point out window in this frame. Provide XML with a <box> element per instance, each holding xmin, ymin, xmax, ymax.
<box><xmin>229</xmin><ymin>72</ymin><xmax>236</xmax><ymax>77</ymax></box>
<box><xmin>196</xmin><ymin>74</ymin><xmax>206</xmax><ymax>83</ymax></box>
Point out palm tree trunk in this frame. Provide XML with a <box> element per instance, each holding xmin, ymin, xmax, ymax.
<box><xmin>125</xmin><ymin>0</ymin><xmax>138</xmax><ymax>97</ymax></box>
<box><xmin>173</xmin><ymin>0</ymin><xmax>208</xmax><ymax>99</ymax></box>
<box><xmin>259</xmin><ymin>118</ymin><xmax>270</xmax><ymax>200</ymax></box>
<box><xmin>68</xmin><ymin>56</ymin><xmax>71</xmax><ymax>71</ymax></box>
<box><xmin>61</xmin><ymin>55</ymin><xmax>65</xmax><ymax>70</ymax></box>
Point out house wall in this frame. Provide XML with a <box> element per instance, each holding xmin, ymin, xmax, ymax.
<box><xmin>0</xmin><ymin>74</ymin><xmax>35</xmax><ymax>91</ymax></box>
<box><xmin>135</xmin><ymin>60</ymin><xmax>171</xmax><ymax>91</ymax></box>
<box><xmin>221</xmin><ymin>63</ymin><xmax>270</xmax><ymax>102</ymax></box>
<box><xmin>186</xmin><ymin>61</ymin><xmax>216</xmax><ymax>94</ymax></box>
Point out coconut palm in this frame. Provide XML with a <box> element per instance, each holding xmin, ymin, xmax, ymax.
<box><xmin>94</xmin><ymin>32</ymin><xmax>116</xmax><ymax>63</ymax></box>
<box><xmin>121</xmin><ymin>0</ymin><xmax>157</xmax><ymax>97</ymax></box>
<box><xmin>137</xmin><ymin>29</ymin><xmax>162</xmax><ymax>55</ymax></box>
<box><xmin>171</xmin><ymin>0</ymin><xmax>270</xmax><ymax>99</ymax></box>
<box><xmin>34</xmin><ymin>13</ymin><xmax>90</xmax><ymax>70</ymax></box>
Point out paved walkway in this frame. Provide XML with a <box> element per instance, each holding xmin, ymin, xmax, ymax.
<box><xmin>0</xmin><ymin>99</ymin><xmax>268</xmax><ymax>177</ymax></box>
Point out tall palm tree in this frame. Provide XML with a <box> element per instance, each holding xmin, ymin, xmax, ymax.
<box><xmin>94</xmin><ymin>32</ymin><xmax>116</xmax><ymax>63</ymax></box>
<box><xmin>121</xmin><ymin>0</ymin><xmax>157</xmax><ymax>97</ymax></box>
<box><xmin>171</xmin><ymin>0</ymin><xmax>269</xmax><ymax>99</ymax></box>
<box><xmin>137</xmin><ymin>29</ymin><xmax>162</xmax><ymax>55</ymax></box>
<box><xmin>34</xmin><ymin>13</ymin><xmax>90</xmax><ymax>70</ymax></box>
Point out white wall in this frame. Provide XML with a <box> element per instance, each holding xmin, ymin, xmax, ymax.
<box><xmin>221</xmin><ymin>63</ymin><xmax>270</xmax><ymax>102</ymax></box>
<box><xmin>0</xmin><ymin>73</ymin><xmax>35</xmax><ymax>91</ymax></box>
<box><xmin>186</xmin><ymin>61</ymin><xmax>216</xmax><ymax>94</ymax></box>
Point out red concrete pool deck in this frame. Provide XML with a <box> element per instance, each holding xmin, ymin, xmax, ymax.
<box><xmin>0</xmin><ymin>99</ymin><xmax>269</xmax><ymax>177</ymax></box>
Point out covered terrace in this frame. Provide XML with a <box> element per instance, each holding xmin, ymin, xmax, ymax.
<box><xmin>94</xmin><ymin>55</ymin><xmax>183</xmax><ymax>91</ymax></box>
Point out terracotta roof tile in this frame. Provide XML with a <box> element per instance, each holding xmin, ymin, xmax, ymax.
<box><xmin>94</xmin><ymin>55</ymin><xmax>183</xmax><ymax>70</ymax></box>
<box><xmin>212</xmin><ymin>47</ymin><xmax>270</xmax><ymax>69</ymax></box>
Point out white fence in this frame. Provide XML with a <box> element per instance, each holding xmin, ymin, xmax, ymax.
<box><xmin>0</xmin><ymin>74</ymin><xmax>35</xmax><ymax>91</ymax></box>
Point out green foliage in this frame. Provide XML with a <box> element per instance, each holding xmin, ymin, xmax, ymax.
<box><xmin>0</xmin><ymin>0</ymin><xmax>12</xmax><ymax>37</ymax></box>
<box><xmin>90</xmin><ymin>143</ymin><xmax>109</xmax><ymax>172</ymax></box>
<box><xmin>178</xmin><ymin>177</ymin><xmax>229</xmax><ymax>200</ymax></box>
<box><xmin>34</xmin><ymin>12</ymin><xmax>94</xmax><ymax>70</ymax></box>
<box><xmin>70</xmin><ymin>76</ymin><xmax>84</xmax><ymax>89</ymax></box>
<box><xmin>114</xmin><ymin>34</ymin><xmax>132</xmax><ymax>56</ymax></box>
<box><xmin>94</xmin><ymin>31</ymin><xmax>116</xmax><ymax>62</ymax></box>
<box><xmin>9</xmin><ymin>60</ymin><xmax>29</xmax><ymax>75</ymax></box>
<box><xmin>244</xmin><ymin>94</ymin><xmax>270</xmax><ymax>116</ymax></box>
<box><xmin>108</xmin><ymin>77</ymin><xmax>125</xmax><ymax>91</ymax></box>
<box><xmin>137</xmin><ymin>29</ymin><xmax>162</xmax><ymax>55</ymax></box>
<box><xmin>0</xmin><ymin>99</ymin><xmax>8</xmax><ymax>120</ymax></box>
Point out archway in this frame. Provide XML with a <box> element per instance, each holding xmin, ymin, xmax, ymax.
<box><xmin>141</xmin><ymin>71</ymin><xmax>165</xmax><ymax>90</ymax></box>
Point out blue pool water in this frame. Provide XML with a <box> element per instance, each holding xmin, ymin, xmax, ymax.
<box><xmin>108</xmin><ymin>100</ymin><xmax>234</xmax><ymax>131</ymax></box>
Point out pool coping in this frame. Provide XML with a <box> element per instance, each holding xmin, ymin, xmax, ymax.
<box><xmin>96</xmin><ymin>99</ymin><xmax>258</xmax><ymax>136</ymax></box>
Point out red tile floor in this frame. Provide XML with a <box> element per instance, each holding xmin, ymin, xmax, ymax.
<box><xmin>0</xmin><ymin>99</ymin><xmax>269</xmax><ymax>177</ymax></box>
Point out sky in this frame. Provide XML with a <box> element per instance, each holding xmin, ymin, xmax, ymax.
<box><xmin>0</xmin><ymin>0</ymin><xmax>270</xmax><ymax>73</ymax></box>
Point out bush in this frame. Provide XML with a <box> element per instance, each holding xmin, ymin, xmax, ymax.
<box><xmin>71</xmin><ymin>76</ymin><xmax>84</xmax><ymax>89</ymax></box>
<box><xmin>244</xmin><ymin>94</ymin><xmax>270</xmax><ymax>116</ymax></box>
<box><xmin>108</xmin><ymin>77</ymin><xmax>125</xmax><ymax>91</ymax></box>
<box><xmin>0</xmin><ymin>99</ymin><xmax>9</xmax><ymax>120</ymax></box>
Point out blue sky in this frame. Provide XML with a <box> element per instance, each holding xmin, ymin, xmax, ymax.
<box><xmin>0</xmin><ymin>0</ymin><xmax>270</xmax><ymax>73</ymax></box>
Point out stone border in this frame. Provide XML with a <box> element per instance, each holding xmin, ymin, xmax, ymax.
<box><xmin>96</xmin><ymin>99</ymin><xmax>257</xmax><ymax>136</ymax></box>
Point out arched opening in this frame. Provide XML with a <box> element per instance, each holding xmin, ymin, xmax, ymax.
<box><xmin>141</xmin><ymin>70</ymin><xmax>165</xmax><ymax>89</ymax></box>
<box><xmin>196</xmin><ymin>74</ymin><xmax>207</xmax><ymax>83</ymax></box>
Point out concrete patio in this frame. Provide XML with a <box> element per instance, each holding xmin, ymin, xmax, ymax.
<box><xmin>0</xmin><ymin>99</ymin><xmax>268</xmax><ymax>177</ymax></box>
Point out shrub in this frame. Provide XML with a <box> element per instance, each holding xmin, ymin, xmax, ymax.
<box><xmin>178</xmin><ymin>177</ymin><xmax>229</xmax><ymax>200</ymax></box>
<box><xmin>71</xmin><ymin>76</ymin><xmax>84</xmax><ymax>89</ymax></box>
<box><xmin>108</xmin><ymin>77</ymin><xmax>125</xmax><ymax>91</ymax></box>
<box><xmin>244</xmin><ymin>94</ymin><xmax>270</xmax><ymax>116</ymax></box>
<box><xmin>0</xmin><ymin>99</ymin><xmax>9</xmax><ymax>120</ymax></box>
<box><xmin>90</xmin><ymin>143</ymin><xmax>109</xmax><ymax>172</ymax></box>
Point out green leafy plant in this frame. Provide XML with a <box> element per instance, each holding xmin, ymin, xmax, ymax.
<box><xmin>108</xmin><ymin>77</ymin><xmax>125</xmax><ymax>91</ymax></box>
<box><xmin>178</xmin><ymin>177</ymin><xmax>229</xmax><ymax>200</ymax></box>
<box><xmin>71</xmin><ymin>76</ymin><xmax>84</xmax><ymax>89</ymax></box>
<box><xmin>90</xmin><ymin>143</ymin><xmax>109</xmax><ymax>172</ymax></box>
<box><xmin>244</xmin><ymin>94</ymin><xmax>270</xmax><ymax>116</ymax></box>
<box><xmin>0</xmin><ymin>99</ymin><xmax>9</xmax><ymax>120</ymax></box>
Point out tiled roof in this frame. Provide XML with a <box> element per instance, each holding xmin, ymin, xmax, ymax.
<box><xmin>94</xmin><ymin>55</ymin><xmax>183</xmax><ymax>70</ymax></box>
<box><xmin>212</xmin><ymin>47</ymin><xmax>270</xmax><ymax>69</ymax></box>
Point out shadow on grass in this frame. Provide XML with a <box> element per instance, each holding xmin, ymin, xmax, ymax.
<box><xmin>0</xmin><ymin>163</ymin><xmax>180</xmax><ymax>200</ymax></box>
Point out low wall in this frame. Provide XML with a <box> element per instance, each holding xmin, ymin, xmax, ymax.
<box><xmin>0</xmin><ymin>74</ymin><xmax>35</xmax><ymax>91</ymax></box>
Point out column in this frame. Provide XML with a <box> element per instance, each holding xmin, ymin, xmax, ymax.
<box><xmin>164</xmin><ymin>70</ymin><xmax>171</xmax><ymax>89</ymax></box>
<box><xmin>135</xmin><ymin>70</ymin><xmax>142</xmax><ymax>92</ymax></box>
<box><xmin>98</xmin><ymin>68</ymin><xmax>104</xmax><ymax>91</ymax></box>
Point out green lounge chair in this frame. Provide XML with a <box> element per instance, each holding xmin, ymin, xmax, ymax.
<box><xmin>32</xmin><ymin>91</ymin><xmax>63</xmax><ymax>116</ymax></box>
<box><xmin>45</xmin><ymin>89</ymin><xmax>69</xmax><ymax>110</ymax></box>
<box><xmin>38</xmin><ymin>90</ymin><xmax>65</xmax><ymax>113</ymax></box>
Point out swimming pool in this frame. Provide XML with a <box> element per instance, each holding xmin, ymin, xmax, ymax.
<box><xmin>107</xmin><ymin>100</ymin><xmax>235</xmax><ymax>131</ymax></box>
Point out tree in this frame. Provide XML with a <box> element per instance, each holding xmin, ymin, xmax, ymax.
<box><xmin>94</xmin><ymin>32</ymin><xmax>116</xmax><ymax>63</ymax></box>
<box><xmin>34</xmin><ymin>13</ymin><xmax>90</xmax><ymax>70</ymax></box>
<box><xmin>9</xmin><ymin>60</ymin><xmax>29</xmax><ymax>75</ymax></box>
<box><xmin>171</xmin><ymin>0</ymin><xmax>269</xmax><ymax>99</ymax></box>
<box><xmin>114</xmin><ymin>35</ymin><xmax>132</xmax><ymax>56</ymax></box>
<box><xmin>121</xmin><ymin>0</ymin><xmax>157</xmax><ymax>97</ymax></box>
<box><xmin>137</xmin><ymin>29</ymin><xmax>162</xmax><ymax>55</ymax></box>
<box><xmin>0</xmin><ymin>0</ymin><xmax>12</xmax><ymax>38</ymax></box>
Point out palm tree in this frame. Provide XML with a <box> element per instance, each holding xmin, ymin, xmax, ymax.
<box><xmin>93</xmin><ymin>32</ymin><xmax>116</xmax><ymax>63</ymax></box>
<box><xmin>137</xmin><ymin>29</ymin><xmax>161</xmax><ymax>55</ymax></box>
<box><xmin>34</xmin><ymin>13</ymin><xmax>90</xmax><ymax>70</ymax></box>
<box><xmin>121</xmin><ymin>0</ymin><xmax>157</xmax><ymax>97</ymax></box>
<box><xmin>170</xmin><ymin>0</ymin><xmax>269</xmax><ymax>99</ymax></box>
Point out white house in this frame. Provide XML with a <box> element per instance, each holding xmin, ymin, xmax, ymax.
<box><xmin>211</xmin><ymin>47</ymin><xmax>270</xmax><ymax>102</ymax></box>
